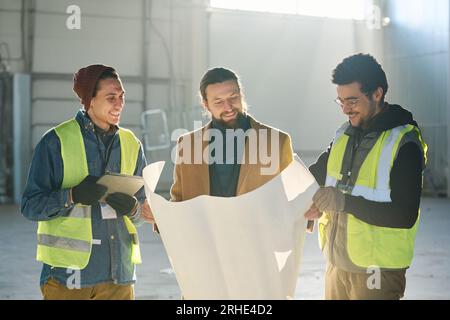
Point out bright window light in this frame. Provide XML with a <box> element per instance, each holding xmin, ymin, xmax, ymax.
<box><xmin>210</xmin><ymin>0</ymin><xmax>367</xmax><ymax>20</ymax></box>
<box><xmin>210</xmin><ymin>0</ymin><xmax>298</xmax><ymax>15</ymax></box>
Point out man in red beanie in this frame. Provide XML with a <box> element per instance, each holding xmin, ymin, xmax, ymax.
<box><xmin>21</xmin><ymin>64</ymin><xmax>154</xmax><ymax>300</ymax></box>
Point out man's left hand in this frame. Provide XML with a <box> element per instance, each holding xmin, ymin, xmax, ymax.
<box><xmin>312</xmin><ymin>186</ymin><xmax>345</xmax><ymax>213</ymax></box>
<box><xmin>105</xmin><ymin>192</ymin><xmax>138</xmax><ymax>216</ymax></box>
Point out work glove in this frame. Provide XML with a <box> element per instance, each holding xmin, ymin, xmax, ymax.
<box><xmin>72</xmin><ymin>175</ymin><xmax>107</xmax><ymax>206</ymax></box>
<box><xmin>312</xmin><ymin>186</ymin><xmax>345</xmax><ymax>213</ymax></box>
<box><xmin>105</xmin><ymin>192</ymin><xmax>138</xmax><ymax>217</ymax></box>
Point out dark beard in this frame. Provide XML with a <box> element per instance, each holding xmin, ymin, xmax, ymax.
<box><xmin>212</xmin><ymin>111</ymin><xmax>241</xmax><ymax>129</ymax></box>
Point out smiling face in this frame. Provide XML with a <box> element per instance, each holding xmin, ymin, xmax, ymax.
<box><xmin>203</xmin><ymin>80</ymin><xmax>243</xmax><ymax>128</ymax></box>
<box><xmin>336</xmin><ymin>82</ymin><xmax>384</xmax><ymax>129</ymax></box>
<box><xmin>87</xmin><ymin>78</ymin><xmax>125</xmax><ymax>130</ymax></box>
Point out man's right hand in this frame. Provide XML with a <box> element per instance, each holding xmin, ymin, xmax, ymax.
<box><xmin>141</xmin><ymin>199</ymin><xmax>155</xmax><ymax>224</ymax></box>
<box><xmin>71</xmin><ymin>175</ymin><xmax>107</xmax><ymax>206</ymax></box>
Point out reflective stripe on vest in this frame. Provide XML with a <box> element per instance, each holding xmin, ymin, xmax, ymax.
<box><xmin>324</xmin><ymin>122</ymin><xmax>349</xmax><ymax>186</ymax></box>
<box><xmin>36</xmin><ymin>118</ymin><xmax>142</xmax><ymax>269</ymax></box>
<box><xmin>319</xmin><ymin>123</ymin><xmax>427</xmax><ymax>269</ymax></box>
<box><xmin>38</xmin><ymin>234</ymin><xmax>91</xmax><ymax>253</ymax></box>
<box><xmin>351</xmin><ymin>126</ymin><xmax>411</xmax><ymax>202</ymax></box>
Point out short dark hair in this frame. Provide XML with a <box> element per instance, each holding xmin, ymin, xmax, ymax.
<box><xmin>199</xmin><ymin>67</ymin><xmax>241</xmax><ymax>101</ymax></box>
<box><xmin>332</xmin><ymin>53</ymin><xmax>388</xmax><ymax>101</ymax></box>
<box><xmin>93</xmin><ymin>69</ymin><xmax>120</xmax><ymax>97</ymax></box>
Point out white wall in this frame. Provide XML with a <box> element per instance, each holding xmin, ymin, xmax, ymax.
<box><xmin>29</xmin><ymin>0</ymin><xmax>143</xmax><ymax>151</ymax></box>
<box><xmin>0</xmin><ymin>0</ymin><xmax>208</xmax><ymax>146</ymax></box>
<box><xmin>0</xmin><ymin>0</ymin><xmax>25</xmax><ymax>72</ymax></box>
<box><xmin>382</xmin><ymin>0</ymin><xmax>449</xmax><ymax>195</ymax></box>
<box><xmin>0</xmin><ymin>0</ymin><xmax>210</xmax><ymax>194</ymax></box>
<box><xmin>209</xmin><ymin>9</ymin><xmax>382</xmax><ymax>164</ymax></box>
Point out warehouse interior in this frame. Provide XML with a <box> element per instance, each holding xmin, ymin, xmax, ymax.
<box><xmin>0</xmin><ymin>0</ymin><xmax>449</xmax><ymax>299</ymax></box>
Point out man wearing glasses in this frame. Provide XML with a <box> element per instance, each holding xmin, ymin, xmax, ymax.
<box><xmin>304</xmin><ymin>53</ymin><xmax>427</xmax><ymax>299</ymax></box>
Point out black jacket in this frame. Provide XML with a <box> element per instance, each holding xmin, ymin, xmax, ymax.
<box><xmin>309</xmin><ymin>104</ymin><xmax>425</xmax><ymax>229</ymax></box>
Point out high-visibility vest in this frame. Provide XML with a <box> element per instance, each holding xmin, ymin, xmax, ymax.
<box><xmin>318</xmin><ymin>123</ymin><xmax>427</xmax><ymax>270</ymax></box>
<box><xmin>36</xmin><ymin>118</ymin><xmax>142</xmax><ymax>270</ymax></box>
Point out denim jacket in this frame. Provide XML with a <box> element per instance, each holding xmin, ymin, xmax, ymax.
<box><xmin>21</xmin><ymin>109</ymin><xmax>147</xmax><ymax>287</ymax></box>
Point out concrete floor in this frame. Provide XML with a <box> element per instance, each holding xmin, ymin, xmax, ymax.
<box><xmin>0</xmin><ymin>197</ymin><xmax>449</xmax><ymax>300</ymax></box>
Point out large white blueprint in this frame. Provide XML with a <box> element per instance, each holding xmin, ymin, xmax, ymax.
<box><xmin>143</xmin><ymin>155</ymin><xmax>318</xmax><ymax>299</ymax></box>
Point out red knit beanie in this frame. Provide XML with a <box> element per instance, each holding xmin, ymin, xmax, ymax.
<box><xmin>73</xmin><ymin>64</ymin><xmax>115</xmax><ymax>111</ymax></box>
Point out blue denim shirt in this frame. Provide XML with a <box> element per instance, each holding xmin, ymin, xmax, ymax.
<box><xmin>21</xmin><ymin>110</ymin><xmax>147</xmax><ymax>288</ymax></box>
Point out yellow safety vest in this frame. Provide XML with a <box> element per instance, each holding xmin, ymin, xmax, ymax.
<box><xmin>36</xmin><ymin>118</ymin><xmax>142</xmax><ymax>269</ymax></box>
<box><xmin>318</xmin><ymin>123</ymin><xmax>427</xmax><ymax>270</ymax></box>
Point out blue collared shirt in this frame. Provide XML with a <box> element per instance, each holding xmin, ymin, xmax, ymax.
<box><xmin>21</xmin><ymin>109</ymin><xmax>147</xmax><ymax>287</ymax></box>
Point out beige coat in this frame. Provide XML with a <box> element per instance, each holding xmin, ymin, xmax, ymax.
<box><xmin>170</xmin><ymin>114</ymin><xmax>294</xmax><ymax>201</ymax></box>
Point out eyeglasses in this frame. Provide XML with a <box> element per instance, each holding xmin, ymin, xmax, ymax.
<box><xmin>334</xmin><ymin>94</ymin><xmax>367</xmax><ymax>108</ymax></box>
